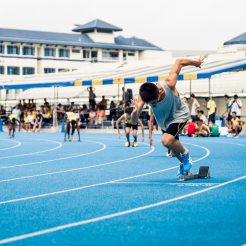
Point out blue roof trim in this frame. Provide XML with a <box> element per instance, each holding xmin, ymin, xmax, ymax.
<box><xmin>178</xmin><ymin>74</ymin><xmax>183</xmax><ymax>80</ymax></box>
<box><xmin>103</xmin><ymin>79</ymin><xmax>113</xmax><ymax>85</ymax></box>
<box><xmin>3</xmin><ymin>81</ymin><xmax>73</xmax><ymax>90</ymax></box>
<box><xmin>82</xmin><ymin>80</ymin><xmax>92</xmax><ymax>86</ymax></box>
<box><xmin>147</xmin><ymin>76</ymin><xmax>158</xmax><ymax>82</ymax></box>
<box><xmin>197</xmin><ymin>63</ymin><xmax>246</xmax><ymax>79</ymax></box>
<box><xmin>124</xmin><ymin>77</ymin><xmax>135</xmax><ymax>83</ymax></box>
<box><xmin>2</xmin><ymin>60</ymin><xmax>245</xmax><ymax>90</ymax></box>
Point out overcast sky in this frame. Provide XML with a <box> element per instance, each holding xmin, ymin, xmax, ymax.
<box><xmin>1</xmin><ymin>0</ymin><xmax>245</xmax><ymax>50</ymax></box>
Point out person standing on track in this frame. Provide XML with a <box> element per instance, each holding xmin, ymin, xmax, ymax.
<box><xmin>64</xmin><ymin>111</ymin><xmax>81</xmax><ymax>142</ymax></box>
<box><xmin>116</xmin><ymin>107</ymin><xmax>144</xmax><ymax>147</ymax></box>
<box><xmin>132</xmin><ymin>57</ymin><xmax>205</xmax><ymax>178</ymax></box>
<box><xmin>8</xmin><ymin>114</ymin><xmax>19</xmax><ymax>138</ymax></box>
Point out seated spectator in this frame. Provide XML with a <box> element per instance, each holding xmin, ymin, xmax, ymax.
<box><xmin>198</xmin><ymin>110</ymin><xmax>208</xmax><ymax>124</ymax></box>
<box><xmin>196</xmin><ymin>119</ymin><xmax>210</xmax><ymax>137</ymax></box>
<box><xmin>80</xmin><ymin>105</ymin><xmax>89</xmax><ymax>123</ymax></box>
<box><xmin>96</xmin><ymin>105</ymin><xmax>105</xmax><ymax>125</ymax></box>
<box><xmin>186</xmin><ymin>119</ymin><xmax>197</xmax><ymax>137</ymax></box>
<box><xmin>227</xmin><ymin>111</ymin><xmax>245</xmax><ymax>138</ymax></box>
<box><xmin>43</xmin><ymin>106</ymin><xmax>52</xmax><ymax>125</ymax></box>
<box><xmin>209</xmin><ymin>119</ymin><xmax>220</xmax><ymax>137</ymax></box>
<box><xmin>23</xmin><ymin>111</ymin><xmax>35</xmax><ymax>132</ymax></box>
<box><xmin>88</xmin><ymin>106</ymin><xmax>97</xmax><ymax>124</ymax></box>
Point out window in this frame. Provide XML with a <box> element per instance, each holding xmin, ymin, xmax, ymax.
<box><xmin>44</xmin><ymin>48</ymin><xmax>56</xmax><ymax>57</ymax></box>
<box><xmin>0</xmin><ymin>66</ymin><xmax>4</xmax><ymax>75</ymax></box>
<box><xmin>128</xmin><ymin>52</ymin><xmax>135</xmax><ymax>56</ymax></box>
<box><xmin>7</xmin><ymin>66</ymin><xmax>20</xmax><ymax>75</ymax></box>
<box><xmin>123</xmin><ymin>52</ymin><xmax>127</xmax><ymax>60</ymax></box>
<box><xmin>59</xmin><ymin>49</ymin><xmax>70</xmax><ymax>58</ymax></box>
<box><xmin>0</xmin><ymin>45</ymin><xmax>4</xmax><ymax>54</ymax></box>
<box><xmin>91</xmin><ymin>51</ymin><xmax>98</xmax><ymax>58</ymax></box>
<box><xmin>44</xmin><ymin>68</ymin><xmax>56</xmax><ymax>73</ymax></box>
<box><xmin>23</xmin><ymin>46</ymin><xmax>35</xmax><ymax>56</ymax></box>
<box><xmin>7</xmin><ymin>45</ymin><xmax>20</xmax><ymax>55</ymax></box>
<box><xmin>72</xmin><ymin>49</ymin><xmax>80</xmax><ymax>53</ymax></box>
<box><xmin>102</xmin><ymin>51</ymin><xmax>119</xmax><ymax>60</ymax></box>
<box><xmin>58</xmin><ymin>68</ymin><xmax>70</xmax><ymax>72</ymax></box>
<box><xmin>23</xmin><ymin>67</ymin><xmax>35</xmax><ymax>75</ymax></box>
<box><xmin>83</xmin><ymin>50</ymin><xmax>90</xmax><ymax>59</ymax></box>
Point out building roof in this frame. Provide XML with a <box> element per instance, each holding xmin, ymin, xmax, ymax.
<box><xmin>224</xmin><ymin>32</ymin><xmax>246</xmax><ymax>45</ymax></box>
<box><xmin>72</xmin><ymin>19</ymin><xmax>122</xmax><ymax>33</ymax></box>
<box><xmin>0</xmin><ymin>27</ymin><xmax>162</xmax><ymax>51</ymax></box>
<box><xmin>2</xmin><ymin>59</ymin><xmax>246</xmax><ymax>90</ymax></box>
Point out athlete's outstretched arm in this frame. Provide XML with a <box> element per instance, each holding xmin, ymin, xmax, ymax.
<box><xmin>131</xmin><ymin>96</ymin><xmax>145</xmax><ymax>125</ymax></box>
<box><xmin>148</xmin><ymin>113</ymin><xmax>154</xmax><ymax>147</ymax></box>
<box><xmin>138</xmin><ymin>118</ymin><xmax>145</xmax><ymax>142</ymax></box>
<box><xmin>116</xmin><ymin>114</ymin><xmax>125</xmax><ymax>138</ymax></box>
<box><xmin>166</xmin><ymin>57</ymin><xmax>205</xmax><ymax>90</ymax></box>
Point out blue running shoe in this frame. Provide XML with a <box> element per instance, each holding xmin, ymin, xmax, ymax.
<box><xmin>177</xmin><ymin>163</ymin><xmax>184</xmax><ymax>177</ymax></box>
<box><xmin>181</xmin><ymin>151</ymin><xmax>193</xmax><ymax>172</ymax></box>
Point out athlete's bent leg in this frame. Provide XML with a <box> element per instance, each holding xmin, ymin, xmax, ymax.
<box><xmin>162</xmin><ymin>133</ymin><xmax>192</xmax><ymax>174</ymax></box>
<box><xmin>124</xmin><ymin>127</ymin><xmax>131</xmax><ymax>147</ymax></box>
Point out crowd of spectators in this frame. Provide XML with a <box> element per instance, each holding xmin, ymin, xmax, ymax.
<box><xmin>0</xmin><ymin>91</ymin><xmax>244</xmax><ymax>136</ymax></box>
<box><xmin>182</xmin><ymin>94</ymin><xmax>244</xmax><ymax>138</ymax></box>
<box><xmin>0</xmin><ymin>95</ymin><xmax>125</xmax><ymax>132</ymax></box>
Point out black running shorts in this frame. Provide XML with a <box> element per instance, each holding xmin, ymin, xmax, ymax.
<box><xmin>125</xmin><ymin>123</ymin><xmax>138</xmax><ymax>130</ymax></box>
<box><xmin>161</xmin><ymin>122</ymin><xmax>187</xmax><ymax>140</ymax></box>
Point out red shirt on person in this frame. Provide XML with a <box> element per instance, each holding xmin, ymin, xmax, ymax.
<box><xmin>187</xmin><ymin>122</ymin><xmax>196</xmax><ymax>135</ymax></box>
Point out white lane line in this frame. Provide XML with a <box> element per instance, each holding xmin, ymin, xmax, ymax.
<box><xmin>0</xmin><ymin>143</ymin><xmax>209</xmax><ymax>204</ymax></box>
<box><xmin>112</xmin><ymin>181</ymin><xmax>220</xmax><ymax>187</ymax></box>
<box><xmin>200</xmin><ymin>139</ymin><xmax>246</xmax><ymax>148</ymax></box>
<box><xmin>0</xmin><ymin>175</ymin><xmax>244</xmax><ymax>245</ymax></box>
<box><xmin>0</xmin><ymin>139</ymin><xmax>106</xmax><ymax>169</ymax></box>
<box><xmin>0</xmin><ymin>138</ymin><xmax>63</xmax><ymax>160</ymax></box>
<box><xmin>0</xmin><ymin>142</ymin><xmax>206</xmax><ymax>183</ymax></box>
<box><xmin>0</xmin><ymin>143</ymin><xmax>153</xmax><ymax>183</ymax></box>
<box><xmin>0</xmin><ymin>139</ymin><xmax>22</xmax><ymax>151</ymax></box>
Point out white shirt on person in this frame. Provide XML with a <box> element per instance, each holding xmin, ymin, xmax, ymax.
<box><xmin>199</xmin><ymin>114</ymin><xmax>208</xmax><ymax>124</ymax></box>
<box><xmin>12</xmin><ymin>108</ymin><xmax>21</xmax><ymax>120</ymax></box>
<box><xmin>229</xmin><ymin>99</ymin><xmax>242</xmax><ymax>116</ymax></box>
<box><xmin>27</xmin><ymin>115</ymin><xmax>35</xmax><ymax>124</ymax></box>
<box><xmin>191</xmin><ymin>99</ymin><xmax>200</xmax><ymax>116</ymax></box>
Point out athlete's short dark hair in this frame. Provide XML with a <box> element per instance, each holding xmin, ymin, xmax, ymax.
<box><xmin>125</xmin><ymin>107</ymin><xmax>133</xmax><ymax>114</ymax></box>
<box><xmin>139</xmin><ymin>83</ymin><xmax>158</xmax><ymax>103</ymax></box>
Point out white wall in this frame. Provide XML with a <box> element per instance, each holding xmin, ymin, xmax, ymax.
<box><xmin>87</xmin><ymin>31</ymin><xmax>115</xmax><ymax>43</ymax></box>
<box><xmin>139</xmin><ymin>50</ymin><xmax>172</xmax><ymax>64</ymax></box>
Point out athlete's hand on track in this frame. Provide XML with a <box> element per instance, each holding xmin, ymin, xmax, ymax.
<box><xmin>149</xmin><ymin>137</ymin><xmax>153</xmax><ymax>147</ymax></box>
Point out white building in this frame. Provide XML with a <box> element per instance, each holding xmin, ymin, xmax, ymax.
<box><xmin>0</xmin><ymin>19</ymin><xmax>170</xmax><ymax>78</ymax></box>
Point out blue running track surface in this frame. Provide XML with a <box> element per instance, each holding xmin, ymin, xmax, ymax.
<box><xmin>0</xmin><ymin>133</ymin><xmax>245</xmax><ymax>245</ymax></box>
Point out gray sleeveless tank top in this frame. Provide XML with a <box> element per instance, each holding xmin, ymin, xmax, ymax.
<box><xmin>149</xmin><ymin>82</ymin><xmax>190</xmax><ymax>131</ymax></box>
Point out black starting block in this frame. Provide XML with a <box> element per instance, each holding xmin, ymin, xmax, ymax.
<box><xmin>179</xmin><ymin>166</ymin><xmax>210</xmax><ymax>181</ymax></box>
